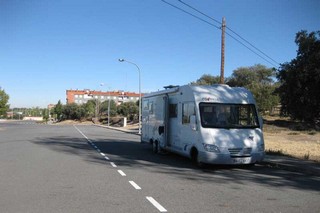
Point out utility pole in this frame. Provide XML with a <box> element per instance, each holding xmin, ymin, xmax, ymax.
<box><xmin>220</xmin><ymin>17</ymin><xmax>226</xmax><ymax>84</ymax></box>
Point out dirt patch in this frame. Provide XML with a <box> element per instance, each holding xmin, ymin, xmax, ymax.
<box><xmin>264</xmin><ymin>116</ymin><xmax>320</xmax><ymax>162</ymax></box>
<box><xmin>123</xmin><ymin>123</ymin><xmax>139</xmax><ymax>130</ymax></box>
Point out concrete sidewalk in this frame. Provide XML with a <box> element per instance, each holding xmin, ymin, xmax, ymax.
<box><xmin>94</xmin><ymin>124</ymin><xmax>140</xmax><ymax>134</ymax></box>
<box><xmin>94</xmin><ymin>124</ymin><xmax>320</xmax><ymax>176</ymax></box>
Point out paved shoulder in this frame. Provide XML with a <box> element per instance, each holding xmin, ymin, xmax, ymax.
<box><xmin>260</xmin><ymin>155</ymin><xmax>320</xmax><ymax>176</ymax></box>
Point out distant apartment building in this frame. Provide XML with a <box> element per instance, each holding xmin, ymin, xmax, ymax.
<box><xmin>66</xmin><ymin>89</ymin><xmax>142</xmax><ymax>105</ymax></box>
<box><xmin>47</xmin><ymin>104</ymin><xmax>56</xmax><ymax>110</ymax></box>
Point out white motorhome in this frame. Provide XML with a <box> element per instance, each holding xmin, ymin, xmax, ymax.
<box><xmin>141</xmin><ymin>84</ymin><xmax>265</xmax><ymax>165</ymax></box>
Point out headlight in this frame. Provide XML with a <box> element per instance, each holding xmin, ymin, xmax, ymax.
<box><xmin>203</xmin><ymin>144</ymin><xmax>220</xmax><ymax>153</ymax></box>
<box><xmin>258</xmin><ymin>144</ymin><xmax>265</xmax><ymax>152</ymax></box>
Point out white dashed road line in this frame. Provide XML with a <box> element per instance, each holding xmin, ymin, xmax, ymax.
<box><xmin>74</xmin><ymin>125</ymin><xmax>89</xmax><ymax>140</ymax></box>
<box><xmin>146</xmin><ymin>197</ymin><xmax>167</xmax><ymax>212</ymax></box>
<box><xmin>74</xmin><ymin>125</ymin><xmax>168</xmax><ymax>212</ymax></box>
<box><xmin>117</xmin><ymin>170</ymin><xmax>126</xmax><ymax>176</ymax></box>
<box><xmin>129</xmin><ymin>181</ymin><xmax>141</xmax><ymax>190</ymax></box>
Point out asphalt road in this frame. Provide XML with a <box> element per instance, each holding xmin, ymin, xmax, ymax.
<box><xmin>1</xmin><ymin>121</ymin><xmax>320</xmax><ymax>213</ymax></box>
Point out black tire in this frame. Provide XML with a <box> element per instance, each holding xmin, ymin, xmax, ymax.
<box><xmin>191</xmin><ymin>148</ymin><xmax>205</xmax><ymax>168</ymax></box>
<box><xmin>152</xmin><ymin>141</ymin><xmax>158</xmax><ymax>154</ymax></box>
<box><xmin>196</xmin><ymin>153</ymin><xmax>205</xmax><ymax>168</ymax></box>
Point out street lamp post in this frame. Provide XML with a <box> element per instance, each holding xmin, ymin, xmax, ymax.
<box><xmin>97</xmin><ymin>83</ymin><xmax>105</xmax><ymax>121</ymax></box>
<box><xmin>108</xmin><ymin>93</ymin><xmax>111</xmax><ymax>126</ymax></box>
<box><xmin>118</xmin><ymin>59</ymin><xmax>141</xmax><ymax>134</ymax></box>
<box><xmin>105</xmin><ymin>88</ymin><xmax>113</xmax><ymax>127</ymax></box>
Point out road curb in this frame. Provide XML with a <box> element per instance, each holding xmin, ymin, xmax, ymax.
<box><xmin>258</xmin><ymin>160</ymin><xmax>320</xmax><ymax>176</ymax></box>
<box><xmin>94</xmin><ymin>124</ymin><xmax>140</xmax><ymax>135</ymax></box>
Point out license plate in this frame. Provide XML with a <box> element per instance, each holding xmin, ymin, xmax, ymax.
<box><xmin>233</xmin><ymin>158</ymin><xmax>250</xmax><ymax>164</ymax></box>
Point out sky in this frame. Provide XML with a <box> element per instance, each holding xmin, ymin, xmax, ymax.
<box><xmin>1</xmin><ymin>0</ymin><xmax>319</xmax><ymax>108</ymax></box>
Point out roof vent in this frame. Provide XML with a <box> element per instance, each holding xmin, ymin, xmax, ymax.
<box><xmin>164</xmin><ymin>85</ymin><xmax>179</xmax><ymax>90</ymax></box>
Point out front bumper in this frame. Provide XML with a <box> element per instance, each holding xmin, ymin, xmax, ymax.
<box><xmin>198</xmin><ymin>151</ymin><xmax>265</xmax><ymax>165</ymax></box>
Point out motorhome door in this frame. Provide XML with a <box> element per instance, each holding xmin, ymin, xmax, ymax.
<box><xmin>168</xmin><ymin>100</ymin><xmax>180</xmax><ymax>149</ymax></box>
<box><xmin>180</xmin><ymin>102</ymin><xmax>197</xmax><ymax>150</ymax></box>
<box><xmin>141</xmin><ymin>99</ymin><xmax>150</xmax><ymax>142</ymax></box>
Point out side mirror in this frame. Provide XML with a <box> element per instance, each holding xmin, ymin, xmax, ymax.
<box><xmin>259</xmin><ymin>116</ymin><xmax>263</xmax><ymax>130</ymax></box>
<box><xmin>190</xmin><ymin>115</ymin><xmax>197</xmax><ymax>131</ymax></box>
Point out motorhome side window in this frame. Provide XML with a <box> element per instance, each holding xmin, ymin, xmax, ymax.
<box><xmin>182</xmin><ymin>102</ymin><xmax>195</xmax><ymax>124</ymax></box>
<box><xmin>143</xmin><ymin>100</ymin><xmax>149</xmax><ymax>111</ymax></box>
<box><xmin>149</xmin><ymin>101</ymin><xmax>154</xmax><ymax>114</ymax></box>
<box><xmin>169</xmin><ymin>104</ymin><xmax>177</xmax><ymax>118</ymax></box>
<box><xmin>199</xmin><ymin>103</ymin><xmax>259</xmax><ymax>129</ymax></box>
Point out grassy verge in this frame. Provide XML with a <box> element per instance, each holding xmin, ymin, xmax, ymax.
<box><xmin>263</xmin><ymin>116</ymin><xmax>320</xmax><ymax>163</ymax></box>
<box><xmin>266</xmin><ymin>149</ymin><xmax>292</xmax><ymax>157</ymax></box>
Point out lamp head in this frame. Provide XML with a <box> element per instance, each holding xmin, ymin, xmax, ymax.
<box><xmin>118</xmin><ymin>59</ymin><xmax>125</xmax><ymax>62</ymax></box>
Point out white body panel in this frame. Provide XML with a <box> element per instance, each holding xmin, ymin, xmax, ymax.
<box><xmin>141</xmin><ymin>85</ymin><xmax>265</xmax><ymax>165</ymax></box>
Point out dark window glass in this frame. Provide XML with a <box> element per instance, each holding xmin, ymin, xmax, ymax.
<box><xmin>199</xmin><ymin>103</ymin><xmax>259</xmax><ymax>129</ymax></box>
<box><xmin>169</xmin><ymin>104</ymin><xmax>177</xmax><ymax>118</ymax></box>
<box><xmin>182</xmin><ymin>102</ymin><xmax>195</xmax><ymax>124</ymax></box>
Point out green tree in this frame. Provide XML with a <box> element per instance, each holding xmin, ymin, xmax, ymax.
<box><xmin>42</xmin><ymin>108</ymin><xmax>49</xmax><ymax>122</ymax></box>
<box><xmin>117</xmin><ymin>102</ymin><xmax>138</xmax><ymax>121</ymax></box>
<box><xmin>228</xmin><ymin>64</ymin><xmax>279</xmax><ymax>114</ymax></box>
<box><xmin>62</xmin><ymin>103</ymin><xmax>86</xmax><ymax>120</ymax></box>
<box><xmin>0</xmin><ymin>88</ymin><xmax>10</xmax><ymax>117</ymax></box>
<box><xmin>53</xmin><ymin>100</ymin><xmax>63</xmax><ymax>120</ymax></box>
<box><xmin>84</xmin><ymin>100</ymin><xmax>96</xmax><ymax>118</ymax></box>
<box><xmin>100</xmin><ymin>100</ymin><xmax>117</xmax><ymax>117</ymax></box>
<box><xmin>190</xmin><ymin>74</ymin><xmax>221</xmax><ymax>85</ymax></box>
<box><xmin>277</xmin><ymin>30</ymin><xmax>320</xmax><ymax>124</ymax></box>
<box><xmin>228</xmin><ymin>64</ymin><xmax>275</xmax><ymax>87</ymax></box>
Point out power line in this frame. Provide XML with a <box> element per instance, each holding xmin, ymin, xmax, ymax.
<box><xmin>225</xmin><ymin>31</ymin><xmax>278</xmax><ymax>66</ymax></box>
<box><xmin>177</xmin><ymin>0</ymin><xmax>280</xmax><ymax>66</ymax></box>
<box><xmin>177</xmin><ymin>0</ymin><xmax>221</xmax><ymax>25</ymax></box>
<box><xmin>225</xmin><ymin>27</ymin><xmax>280</xmax><ymax>66</ymax></box>
<box><xmin>160</xmin><ymin>0</ymin><xmax>220</xmax><ymax>29</ymax></box>
<box><xmin>161</xmin><ymin>0</ymin><xmax>280</xmax><ymax>67</ymax></box>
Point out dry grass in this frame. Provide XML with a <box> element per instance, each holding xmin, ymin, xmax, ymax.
<box><xmin>263</xmin><ymin>116</ymin><xmax>320</xmax><ymax>162</ymax></box>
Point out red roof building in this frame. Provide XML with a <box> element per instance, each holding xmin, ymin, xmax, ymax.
<box><xmin>66</xmin><ymin>89</ymin><xmax>142</xmax><ymax>105</ymax></box>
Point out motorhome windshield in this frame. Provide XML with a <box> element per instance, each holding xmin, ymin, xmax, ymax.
<box><xmin>199</xmin><ymin>103</ymin><xmax>260</xmax><ymax>129</ymax></box>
